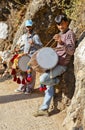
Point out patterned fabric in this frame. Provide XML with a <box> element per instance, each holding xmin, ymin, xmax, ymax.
<box><xmin>16</xmin><ymin>32</ymin><xmax>43</xmax><ymax>55</ymax></box>
<box><xmin>55</xmin><ymin>29</ymin><xmax>76</xmax><ymax>65</ymax></box>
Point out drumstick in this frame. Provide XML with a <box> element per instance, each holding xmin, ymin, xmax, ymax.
<box><xmin>32</xmin><ymin>64</ymin><xmax>39</xmax><ymax>69</ymax></box>
<box><xmin>50</xmin><ymin>41</ymin><xmax>57</xmax><ymax>48</ymax></box>
<box><xmin>50</xmin><ymin>69</ymin><xmax>53</xmax><ymax>79</ymax></box>
<box><xmin>45</xmin><ymin>38</ymin><xmax>54</xmax><ymax>47</ymax></box>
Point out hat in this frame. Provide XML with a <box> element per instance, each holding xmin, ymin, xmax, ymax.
<box><xmin>25</xmin><ymin>20</ymin><xmax>33</xmax><ymax>27</ymax></box>
<box><xmin>55</xmin><ymin>14</ymin><xmax>68</xmax><ymax>24</ymax></box>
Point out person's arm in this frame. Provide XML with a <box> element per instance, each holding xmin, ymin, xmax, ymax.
<box><xmin>65</xmin><ymin>31</ymin><xmax>76</xmax><ymax>56</ymax></box>
<box><xmin>53</xmin><ymin>34</ymin><xmax>63</xmax><ymax>44</ymax></box>
<box><xmin>33</xmin><ymin>34</ymin><xmax>43</xmax><ymax>47</ymax></box>
<box><xmin>53</xmin><ymin>30</ymin><xmax>76</xmax><ymax>56</ymax></box>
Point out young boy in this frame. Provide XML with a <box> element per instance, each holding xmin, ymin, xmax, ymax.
<box><xmin>33</xmin><ymin>14</ymin><xmax>76</xmax><ymax>116</ymax></box>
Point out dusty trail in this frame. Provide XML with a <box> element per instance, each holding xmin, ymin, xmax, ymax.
<box><xmin>0</xmin><ymin>78</ymin><xmax>66</xmax><ymax>130</ymax></box>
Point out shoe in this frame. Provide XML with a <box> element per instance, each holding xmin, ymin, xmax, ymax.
<box><xmin>24</xmin><ymin>88</ymin><xmax>33</xmax><ymax>94</ymax></box>
<box><xmin>14</xmin><ymin>85</ymin><xmax>26</xmax><ymax>93</ymax></box>
<box><xmin>33</xmin><ymin>109</ymin><xmax>49</xmax><ymax>117</ymax></box>
<box><xmin>24</xmin><ymin>91</ymin><xmax>31</xmax><ymax>95</ymax></box>
<box><xmin>14</xmin><ymin>89</ymin><xmax>23</xmax><ymax>93</ymax></box>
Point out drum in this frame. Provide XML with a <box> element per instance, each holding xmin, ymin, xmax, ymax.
<box><xmin>29</xmin><ymin>51</ymin><xmax>45</xmax><ymax>73</ymax></box>
<box><xmin>12</xmin><ymin>54</ymin><xmax>30</xmax><ymax>72</ymax></box>
<box><xmin>30</xmin><ymin>47</ymin><xmax>59</xmax><ymax>73</ymax></box>
<box><xmin>18</xmin><ymin>54</ymin><xmax>31</xmax><ymax>72</ymax></box>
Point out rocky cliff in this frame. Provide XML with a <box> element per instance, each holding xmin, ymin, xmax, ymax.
<box><xmin>0</xmin><ymin>0</ymin><xmax>85</xmax><ymax>129</ymax></box>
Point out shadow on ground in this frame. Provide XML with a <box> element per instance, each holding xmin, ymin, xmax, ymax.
<box><xmin>49</xmin><ymin>109</ymin><xmax>60</xmax><ymax>116</ymax></box>
<box><xmin>0</xmin><ymin>74</ymin><xmax>12</xmax><ymax>82</ymax></box>
<box><xmin>0</xmin><ymin>89</ymin><xmax>44</xmax><ymax>104</ymax></box>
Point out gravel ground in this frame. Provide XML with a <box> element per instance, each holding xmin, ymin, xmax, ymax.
<box><xmin>0</xmin><ymin>78</ymin><xmax>66</xmax><ymax>130</ymax></box>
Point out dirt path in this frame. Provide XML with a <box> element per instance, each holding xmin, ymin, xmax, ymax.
<box><xmin>0</xmin><ymin>78</ymin><xmax>66</xmax><ymax>130</ymax></box>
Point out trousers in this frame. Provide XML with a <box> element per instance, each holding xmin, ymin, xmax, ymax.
<box><xmin>39</xmin><ymin>65</ymin><xmax>67</xmax><ymax>110</ymax></box>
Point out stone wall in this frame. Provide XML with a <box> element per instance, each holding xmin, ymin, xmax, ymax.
<box><xmin>0</xmin><ymin>1</ymin><xmax>85</xmax><ymax>129</ymax></box>
<box><xmin>63</xmin><ymin>37</ymin><xmax>85</xmax><ymax>130</ymax></box>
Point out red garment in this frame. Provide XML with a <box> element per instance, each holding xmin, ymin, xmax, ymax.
<box><xmin>10</xmin><ymin>54</ymin><xmax>18</xmax><ymax>63</ymax></box>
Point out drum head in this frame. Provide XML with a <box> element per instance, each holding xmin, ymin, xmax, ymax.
<box><xmin>18</xmin><ymin>55</ymin><xmax>30</xmax><ymax>72</ymax></box>
<box><xmin>36</xmin><ymin>47</ymin><xmax>58</xmax><ymax>70</ymax></box>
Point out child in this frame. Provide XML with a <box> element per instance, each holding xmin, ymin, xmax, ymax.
<box><xmin>33</xmin><ymin>14</ymin><xmax>76</xmax><ymax>116</ymax></box>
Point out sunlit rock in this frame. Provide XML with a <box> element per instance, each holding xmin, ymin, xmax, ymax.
<box><xmin>0</xmin><ymin>22</ymin><xmax>8</xmax><ymax>39</ymax></box>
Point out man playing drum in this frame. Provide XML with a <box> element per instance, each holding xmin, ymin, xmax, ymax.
<box><xmin>14</xmin><ymin>19</ymin><xmax>43</xmax><ymax>94</ymax></box>
<box><xmin>33</xmin><ymin>14</ymin><xmax>76</xmax><ymax>117</ymax></box>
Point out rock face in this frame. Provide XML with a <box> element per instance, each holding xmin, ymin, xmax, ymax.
<box><xmin>63</xmin><ymin>37</ymin><xmax>85</xmax><ymax>130</ymax></box>
<box><xmin>0</xmin><ymin>22</ymin><xmax>8</xmax><ymax>39</ymax></box>
<box><xmin>12</xmin><ymin>1</ymin><xmax>76</xmax><ymax>112</ymax></box>
<box><xmin>13</xmin><ymin>0</ymin><xmax>61</xmax><ymax>47</ymax></box>
<box><xmin>0</xmin><ymin>0</ymin><xmax>85</xmax><ymax>129</ymax></box>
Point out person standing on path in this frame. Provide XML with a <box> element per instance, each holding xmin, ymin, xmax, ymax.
<box><xmin>13</xmin><ymin>19</ymin><xmax>43</xmax><ymax>94</ymax></box>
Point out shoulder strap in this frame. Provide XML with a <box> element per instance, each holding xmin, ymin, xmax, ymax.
<box><xmin>30</xmin><ymin>31</ymin><xmax>36</xmax><ymax>39</ymax></box>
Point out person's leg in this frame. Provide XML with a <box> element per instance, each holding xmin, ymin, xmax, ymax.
<box><xmin>39</xmin><ymin>86</ymin><xmax>54</xmax><ymax>110</ymax></box>
<box><xmin>29</xmin><ymin>69</ymin><xmax>36</xmax><ymax>90</ymax></box>
<box><xmin>14</xmin><ymin>84</ymin><xmax>25</xmax><ymax>92</ymax></box>
<box><xmin>39</xmin><ymin>73</ymin><xmax>60</xmax><ymax>110</ymax></box>
<box><xmin>33</xmin><ymin>65</ymin><xmax>66</xmax><ymax>117</ymax></box>
<box><xmin>33</xmin><ymin>74</ymin><xmax>59</xmax><ymax>117</ymax></box>
<box><xmin>33</xmin><ymin>85</ymin><xmax>56</xmax><ymax>117</ymax></box>
<box><xmin>47</xmin><ymin>65</ymin><xmax>67</xmax><ymax>78</ymax></box>
<box><xmin>25</xmin><ymin>69</ymin><xmax>36</xmax><ymax>94</ymax></box>
<box><xmin>14</xmin><ymin>75</ymin><xmax>25</xmax><ymax>92</ymax></box>
<box><xmin>40</xmin><ymin>72</ymin><xmax>60</xmax><ymax>86</ymax></box>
